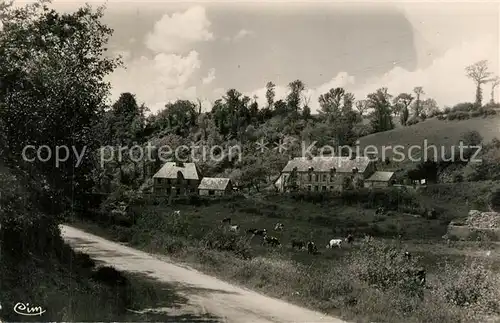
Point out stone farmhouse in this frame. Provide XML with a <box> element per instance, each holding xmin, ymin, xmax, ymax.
<box><xmin>276</xmin><ymin>156</ymin><xmax>394</xmax><ymax>192</ymax></box>
<box><xmin>152</xmin><ymin>161</ymin><xmax>232</xmax><ymax>196</ymax></box>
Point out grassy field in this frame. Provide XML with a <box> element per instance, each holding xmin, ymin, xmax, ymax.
<box><xmin>357</xmin><ymin>115</ymin><xmax>500</xmax><ymax>162</ymax></box>
<box><xmin>72</xmin><ymin>187</ymin><xmax>500</xmax><ymax>323</ymax></box>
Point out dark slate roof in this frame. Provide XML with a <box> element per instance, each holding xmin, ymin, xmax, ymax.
<box><xmin>198</xmin><ymin>177</ymin><xmax>231</xmax><ymax>190</ymax></box>
<box><xmin>365</xmin><ymin>171</ymin><xmax>395</xmax><ymax>182</ymax></box>
<box><xmin>153</xmin><ymin>162</ymin><xmax>200</xmax><ymax>180</ymax></box>
<box><xmin>281</xmin><ymin>156</ymin><xmax>372</xmax><ymax>174</ymax></box>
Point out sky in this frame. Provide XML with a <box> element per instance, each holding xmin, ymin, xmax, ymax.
<box><xmin>14</xmin><ymin>0</ymin><xmax>500</xmax><ymax>114</ymax></box>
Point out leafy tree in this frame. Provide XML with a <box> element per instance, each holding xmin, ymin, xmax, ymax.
<box><xmin>265</xmin><ymin>81</ymin><xmax>276</xmax><ymax>109</ymax></box>
<box><xmin>392</xmin><ymin>93</ymin><xmax>414</xmax><ymax>117</ymax></box>
<box><xmin>465</xmin><ymin>60</ymin><xmax>493</xmax><ymax>108</ymax></box>
<box><xmin>412</xmin><ymin>87</ymin><xmax>425</xmax><ymax>117</ymax></box>
<box><xmin>421</xmin><ymin>98</ymin><xmax>439</xmax><ymax>116</ymax></box>
<box><xmin>0</xmin><ymin>1</ymin><xmax>119</xmax><ymax>209</ymax></box>
<box><xmin>286</xmin><ymin>80</ymin><xmax>305</xmax><ymax>117</ymax></box>
<box><xmin>368</xmin><ymin>88</ymin><xmax>394</xmax><ymax>133</ymax></box>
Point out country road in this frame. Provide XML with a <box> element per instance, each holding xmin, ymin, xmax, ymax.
<box><xmin>60</xmin><ymin>225</ymin><xmax>348</xmax><ymax>323</ymax></box>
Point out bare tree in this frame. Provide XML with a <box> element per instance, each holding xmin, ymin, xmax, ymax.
<box><xmin>413</xmin><ymin>86</ymin><xmax>425</xmax><ymax>117</ymax></box>
<box><xmin>465</xmin><ymin>60</ymin><xmax>493</xmax><ymax>107</ymax></box>
<box><xmin>355</xmin><ymin>100</ymin><xmax>369</xmax><ymax>116</ymax></box>
<box><xmin>490</xmin><ymin>76</ymin><xmax>500</xmax><ymax>104</ymax></box>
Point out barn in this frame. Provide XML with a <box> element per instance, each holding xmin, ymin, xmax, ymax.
<box><xmin>364</xmin><ymin>171</ymin><xmax>395</xmax><ymax>189</ymax></box>
<box><xmin>198</xmin><ymin>177</ymin><xmax>233</xmax><ymax>196</ymax></box>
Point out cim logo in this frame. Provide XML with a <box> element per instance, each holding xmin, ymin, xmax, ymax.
<box><xmin>13</xmin><ymin>302</ymin><xmax>46</xmax><ymax>316</ymax></box>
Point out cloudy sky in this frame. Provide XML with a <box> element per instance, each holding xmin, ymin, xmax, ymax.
<box><xmin>18</xmin><ymin>1</ymin><xmax>500</xmax><ymax>113</ymax></box>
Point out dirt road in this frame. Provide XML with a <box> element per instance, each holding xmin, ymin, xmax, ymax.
<box><xmin>60</xmin><ymin>225</ymin><xmax>348</xmax><ymax>323</ymax></box>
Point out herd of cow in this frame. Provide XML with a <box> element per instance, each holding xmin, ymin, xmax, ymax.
<box><xmin>221</xmin><ymin>217</ymin><xmax>362</xmax><ymax>255</ymax></box>
<box><xmin>171</xmin><ymin>210</ymin><xmax>426</xmax><ymax>287</ymax></box>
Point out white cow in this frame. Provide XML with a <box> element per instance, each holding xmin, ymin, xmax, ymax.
<box><xmin>229</xmin><ymin>225</ymin><xmax>240</xmax><ymax>233</ymax></box>
<box><xmin>173</xmin><ymin>210</ymin><xmax>181</xmax><ymax>216</ymax></box>
<box><xmin>326</xmin><ymin>239</ymin><xmax>342</xmax><ymax>248</ymax></box>
<box><xmin>274</xmin><ymin>223</ymin><xmax>284</xmax><ymax>231</ymax></box>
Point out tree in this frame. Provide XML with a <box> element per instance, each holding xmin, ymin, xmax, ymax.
<box><xmin>302</xmin><ymin>95</ymin><xmax>311</xmax><ymax>120</ymax></box>
<box><xmin>465</xmin><ymin>60</ymin><xmax>493</xmax><ymax>108</ymax></box>
<box><xmin>400</xmin><ymin>106</ymin><xmax>409</xmax><ymax>126</ymax></box>
<box><xmin>392</xmin><ymin>93</ymin><xmax>414</xmax><ymax>117</ymax></box>
<box><xmin>412</xmin><ymin>87</ymin><xmax>425</xmax><ymax>117</ymax></box>
<box><xmin>489</xmin><ymin>76</ymin><xmax>500</xmax><ymax>104</ymax></box>
<box><xmin>355</xmin><ymin>100</ymin><xmax>369</xmax><ymax>116</ymax></box>
<box><xmin>368</xmin><ymin>88</ymin><xmax>394</xmax><ymax>133</ymax></box>
<box><xmin>286</xmin><ymin>80</ymin><xmax>305</xmax><ymax>117</ymax></box>
<box><xmin>421</xmin><ymin>98</ymin><xmax>439</xmax><ymax>116</ymax></box>
<box><xmin>265</xmin><ymin>81</ymin><xmax>276</xmax><ymax>109</ymax></box>
<box><xmin>0</xmin><ymin>1</ymin><xmax>120</xmax><ymax>210</ymax></box>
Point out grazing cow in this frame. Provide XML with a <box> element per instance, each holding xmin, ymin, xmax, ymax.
<box><xmin>326</xmin><ymin>239</ymin><xmax>342</xmax><ymax>248</ymax></box>
<box><xmin>173</xmin><ymin>210</ymin><xmax>181</xmax><ymax>216</ymax></box>
<box><xmin>291</xmin><ymin>239</ymin><xmax>305</xmax><ymax>250</ymax></box>
<box><xmin>307</xmin><ymin>241</ymin><xmax>318</xmax><ymax>254</ymax></box>
<box><xmin>415</xmin><ymin>268</ymin><xmax>426</xmax><ymax>286</ymax></box>
<box><xmin>274</xmin><ymin>223</ymin><xmax>284</xmax><ymax>231</ymax></box>
<box><xmin>404</xmin><ymin>251</ymin><xmax>412</xmax><ymax>260</ymax></box>
<box><xmin>221</xmin><ymin>217</ymin><xmax>231</xmax><ymax>224</ymax></box>
<box><xmin>345</xmin><ymin>233</ymin><xmax>354</xmax><ymax>244</ymax></box>
<box><xmin>228</xmin><ymin>225</ymin><xmax>239</xmax><ymax>233</ymax></box>
<box><xmin>263</xmin><ymin>235</ymin><xmax>280</xmax><ymax>247</ymax></box>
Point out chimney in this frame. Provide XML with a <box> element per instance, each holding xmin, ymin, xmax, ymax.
<box><xmin>176</xmin><ymin>161</ymin><xmax>184</xmax><ymax>167</ymax></box>
<box><xmin>350</xmin><ymin>152</ymin><xmax>357</xmax><ymax>160</ymax></box>
<box><xmin>352</xmin><ymin>167</ymin><xmax>358</xmax><ymax>174</ymax></box>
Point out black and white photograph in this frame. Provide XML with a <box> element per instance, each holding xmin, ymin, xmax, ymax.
<box><xmin>0</xmin><ymin>0</ymin><xmax>499</xmax><ymax>322</ymax></box>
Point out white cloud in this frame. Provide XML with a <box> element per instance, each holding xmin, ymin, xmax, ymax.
<box><xmin>233</xmin><ymin>29</ymin><xmax>254</xmax><ymax>41</ymax></box>
<box><xmin>246</xmin><ymin>34</ymin><xmax>499</xmax><ymax>113</ymax></box>
<box><xmin>108</xmin><ymin>50</ymin><xmax>202</xmax><ymax>114</ymax></box>
<box><xmin>145</xmin><ymin>6</ymin><xmax>214</xmax><ymax>53</ymax></box>
<box><xmin>202</xmin><ymin>68</ymin><xmax>216</xmax><ymax>85</ymax></box>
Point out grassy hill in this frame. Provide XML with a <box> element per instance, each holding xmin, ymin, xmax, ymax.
<box><xmin>357</xmin><ymin>115</ymin><xmax>500</xmax><ymax>162</ymax></box>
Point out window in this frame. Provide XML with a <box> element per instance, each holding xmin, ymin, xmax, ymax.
<box><xmin>315</xmin><ymin>174</ymin><xmax>319</xmax><ymax>182</ymax></box>
<box><xmin>209</xmin><ymin>190</ymin><xmax>215</xmax><ymax>196</ymax></box>
<box><xmin>322</xmin><ymin>186</ymin><xmax>326</xmax><ymax>191</ymax></box>
<box><xmin>330</xmin><ymin>175</ymin><xmax>335</xmax><ymax>181</ymax></box>
<box><xmin>307</xmin><ymin>185</ymin><xmax>312</xmax><ymax>191</ymax></box>
<box><xmin>314</xmin><ymin>186</ymin><xmax>319</xmax><ymax>191</ymax></box>
<box><xmin>308</xmin><ymin>174</ymin><xmax>312</xmax><ymax>181</ymax></box>
<box><xmin>329</xmin><ymin>186</ymin><xmax>333</xmax><ymax>190</ymax></box>
<box><xmin>322</xmin><ymin>174</ymin><xmax>327</xmax><ymax>181</ymax></box>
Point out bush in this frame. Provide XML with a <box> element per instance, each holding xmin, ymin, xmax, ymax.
<box><xmin>452</xmin><ymin>102</ymin><xmax>474</xmax><ymax>112</ymax></box>
<box><xmin>407</xmin><ymin>117</ymin><xmax>420</xmax><ymax>126</ymax></box>
<box><xmin>201</xmin><ymin>228</ymin><xmax>253</xmax><ymax>259</ymax></box>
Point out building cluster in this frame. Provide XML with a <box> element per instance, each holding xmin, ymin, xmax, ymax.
<box><xmin>152</xmin><ymin>156</ymin><xmax>395</xmax><ymax>196</ymax></box>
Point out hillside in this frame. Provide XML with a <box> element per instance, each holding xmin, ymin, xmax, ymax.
<box><xmin>358</xmin><ymin>115</ymin><xmax>500</xmax><ymax>162</ymax></box>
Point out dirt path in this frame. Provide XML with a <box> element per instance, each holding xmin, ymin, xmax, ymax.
<box><xmin>60</xmin><ymin>225</ymin><xmax>348</xmax><ymax>323</ymax></box>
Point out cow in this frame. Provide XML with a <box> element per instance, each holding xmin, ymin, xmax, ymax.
<box><xmin>307</xmin><ymin>241</ymin><xmax>318</xmax><ymax>254</ymax></box>
<box><xmin>229</xmin><ymin>225</ymin><xmax>239</xmax><ymax>233</ymax></box>
<box><xmin>173</xmin><ymin>210</ymin><xmax>181</xmax><ymax>216</ymax></box>
<box><xmin>291</xmin><ymin>239</ymin><xmax>305</xmax><ymax>250</ymax></box>
<box><xmin>404</xmin><ymin>251</ymin><xmax>412</xmax><ymax>260</ymax></box>
<box><xmin>326</xmin><ymin>239</ymin><xmax>342</xmax><ymax>248</ymax></box>
<box><xmin>247</xmin><ymin>228</ymin><xmax>257</xmax><ymax>235</ymax></box>
<box><xmin>221</xmin><ymin>217</ymin><xmax>231</xmax><ymax>224</ymax></box>
<box><xmin>263</xmin><ymin>235</ymin><xmax>280</xmax><ymax>247</ymax></box>
<box><xmin>345</xmin><ymin>233</ymin><xmax>354</xmax><ymax>244</ymax></box>
<box><xmin>274</xmin><ymin>223</ymin><xmax>284</xmax><ymax>231</ymax></box>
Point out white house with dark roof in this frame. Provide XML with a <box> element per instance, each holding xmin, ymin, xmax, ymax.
<box><xmin>152</xmin><ymin>161</ymin><xmax>202</xmax><ymax>196</ymax></box>
<box><xmin>364</xmin><ymin>171</ymin><xmax>396</xmax><ymax>189</ymax></box>
<box><xmin>198</xmin><ymin>177</ymin><xmax>233</xmax><ymax>196</ymax></box>
<box><xmin>277</xmin><ymin>156</ymin><xmax>376</xmax><ymax>192</ymax></box>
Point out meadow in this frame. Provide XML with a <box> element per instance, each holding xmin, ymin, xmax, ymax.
<box><xmin>73</xmin><ymin>184</ymin><xmax>500</xmax><ymax>323</ymax></box>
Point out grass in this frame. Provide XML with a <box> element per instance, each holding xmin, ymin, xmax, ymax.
<box><xmin>357</xmin><ymin>114</ymin><xmax>500</xmax><ymax>162</ymax></box>
<box><xmin>71</xmin><ymin>189</ymin><xmax>500</xmax><ymax>323</ymax></box>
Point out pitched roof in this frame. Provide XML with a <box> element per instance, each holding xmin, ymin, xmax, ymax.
<box><xmin>365</xmin><ymin>171</ymin><xmax>395</xmax><ymax>182</ymax></box>
<box><xmin>281</xmin><ymin>156</ymin><xmax>372</xmax><ymax>173</ymax></box>
<box><xmin>198</xmin><ymin>177</ymin><xmax>231</xmax><ymax>190</ymax></box>
<box><xmin>153</xmin><ymin>162</ymin><xmax>200</xmax><ymax>180</ymax></box>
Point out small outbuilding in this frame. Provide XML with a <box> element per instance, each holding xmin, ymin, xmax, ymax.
<box><xmin>364</xmin><ymin>171</ymin><xmax>395</xmax><ymax>189</ymax></box>
<box><xmin>198</xmin><ymin>177</ymin><xmax>233</xmax><ymax>196</ymax></box>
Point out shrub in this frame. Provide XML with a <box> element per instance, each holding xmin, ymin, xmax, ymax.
<box><xmin>452</xmin><ymin>102</ymin><xmax>474</xmax><ymax>112</ymax></box>
<box><xmin>407</xmin><ymin>117</ymin><xmax>420</xmax><ymax>126</ymax></box>
<box><xmin>201</xmin><ymin>228</ymin><xmax>253</xmax><ymax>259</ymax></box>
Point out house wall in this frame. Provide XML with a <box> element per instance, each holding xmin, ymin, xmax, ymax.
<box><xmin>364</xmin><ymin>181</ymin><xmax>391</xmax><ymax>189</ymax></box>
<box><xmin>153</xmin><ymin>178</ymin><xmax>200</xmax><ymax>196</ymax></box>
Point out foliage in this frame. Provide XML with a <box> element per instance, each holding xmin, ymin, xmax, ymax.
<box><xmin>368</xmin><ymin>88</ymin><xmax>394</xmax><ymax>133</ymax></box>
